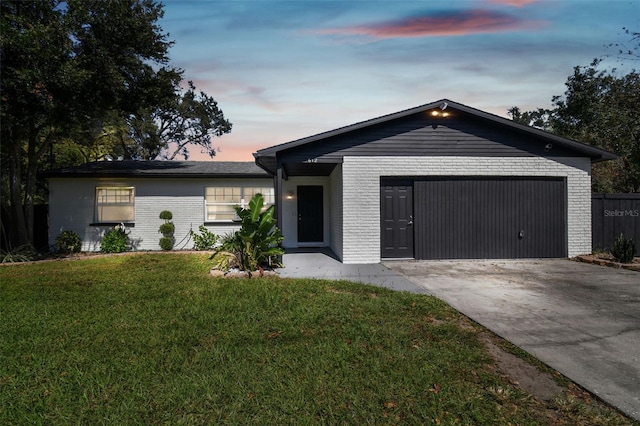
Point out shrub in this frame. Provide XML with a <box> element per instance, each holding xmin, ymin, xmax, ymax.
<box><xmin>190</xmin><ymin>225</ymin><xmax>219</xmax><ymax>251</ymax></box>
<box><xmin>55</xmin><ymin>230</ymin><xmax>82</xmax><ymax>254</ymax></box>
<box><xmin>158</xmin><ymin>222</ymin><xmax>175</xmax><ymax>235</ymax></box>
<box><xmin>101</xmin><ymin>227</ymin><xmax>128</xmax><ymax>253</ymax></box>
<box><xmin>159</xmin><ymin>237</ymin><xmax>174</xmax><ymax>251</ymax></box>
<box><xmin>158</xmin><ymin>210</ymin><xmax>174</xmax><ymax>250</ymax></box>
<box><xmin>215</xmin><ymin>194</ymin><xmax>284</xmax><ymax>272</ymax></box>
<box><xmin>611</xmin><ymin>233</ymin><xmax>636</xmax><ymax>263</ymax></box>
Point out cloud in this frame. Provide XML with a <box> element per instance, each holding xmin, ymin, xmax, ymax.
<box><xmin>489</xmin><ymin>0</ymin><xmax>538</xmax><ymax>7</ymax></box>
<box><xmin>315</xmin><ymin>9</ymin><xmax>546</xmax><ymax>39</ymax></box>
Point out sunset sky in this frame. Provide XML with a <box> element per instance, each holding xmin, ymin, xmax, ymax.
<box><xmin>160</xmin><ymin>0</ymin><xmax>639</xmax><ymax>161</ymax></box>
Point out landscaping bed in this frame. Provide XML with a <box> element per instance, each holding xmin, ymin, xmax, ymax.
<box><xmin>574</xmin><ymin>253</ymin><xmax>640</xmax><ymax>272</ymax></box>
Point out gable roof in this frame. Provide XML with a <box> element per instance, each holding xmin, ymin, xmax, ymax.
<box><xmin>42</xmin><ymin>160</ymin><xmax>270</xmax><ymax>179</ymax></box>
<box><xmin>254</xmin><ymin>99</ymin><xmax>617</xmax><ymax>174</ymax></box>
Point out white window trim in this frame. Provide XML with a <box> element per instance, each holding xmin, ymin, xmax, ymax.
<box><xmin>204</xmin><ymin>186</ymin><xmax>274</xmax><ymax>222</ymax></box>
<box><xmin>94</xmin><ymin>186</ymin><xmax>135</xmax><ymax>223</ymax></box>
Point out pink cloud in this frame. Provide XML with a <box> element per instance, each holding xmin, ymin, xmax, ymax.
<box><xmin>490</xmin><ymin>0</ymin><xmax>538</xmax><ymax>7</ymax></box>
<box><xmin>316</xmin><ymin>10</ymin><xmax>545</xmax><ymax>39</ymax></box>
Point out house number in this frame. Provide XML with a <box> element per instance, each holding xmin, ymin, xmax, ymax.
<box><xmin>305</xmin><ymin>158</ymin><xmax>318</xmax><ymax>163</ymax></box>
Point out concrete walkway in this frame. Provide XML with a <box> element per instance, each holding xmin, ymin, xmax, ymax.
<box><xmin>277</xmin><ymin>252</ymin><xmax>640</xmax><ymax>421</ymax></box>
<box><xmin>276</xmin><ymin>249</ymin><xmax>427</xmax><ymax>294</ymax></box>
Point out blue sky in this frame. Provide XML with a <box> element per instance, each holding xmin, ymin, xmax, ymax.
<box><xmin>160</xmin><ymin>0</ymin><xmax>639</xmax><ymax>161</ymax></box>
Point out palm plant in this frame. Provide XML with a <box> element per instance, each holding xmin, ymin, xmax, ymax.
<box><xmin>217</xmin><ymin>194</ymin><xmax>284</xmax><ymax>273</ymax></box>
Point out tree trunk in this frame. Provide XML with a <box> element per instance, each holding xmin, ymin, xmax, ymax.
<box><xmin>8</xmin><ymin>141</ymin><xmax>30</xmax><ymax>248</ymax></box>
<box><xmin>23</xmin><ymin>128</ymin><xmax>43</xmax><ymax>247</ymax></box>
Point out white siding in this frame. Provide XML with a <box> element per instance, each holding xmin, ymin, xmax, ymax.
<box><xmin>341</xmin><ymin>156</ymin><xmax>592</xmax><ymax>264</ymax></box>
<box><xmin>48</xmin><ymin>177</ymin><xmax>273</xmax><ymax>252</ymax></box>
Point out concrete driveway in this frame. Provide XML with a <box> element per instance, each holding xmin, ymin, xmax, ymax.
<box><xmin>384</xmin><ymin>259</ymin><xmax>640</xmax><ymax>421</ymax></box>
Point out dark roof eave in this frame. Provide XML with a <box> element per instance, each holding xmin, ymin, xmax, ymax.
<box><xmin>40</xmin><ymin>160</ymin><xmax>271</xmax><ymax>179</ymax></box>
<box><xmin>253</xmin><ymin>153</ymin><xmax>277</xmax><ymax>176</ymax></box>
<box><xmin>43</xmin><ymin>172</ymin><xmax>270</xmax><ymax>179</ymax></box>
<box><xmin>254</xmin><ymin>99</ymin><xmax>618</xmax><ymax>163</ymax></box>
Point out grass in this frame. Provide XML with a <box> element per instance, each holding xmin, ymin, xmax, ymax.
<box><xmin>0</xmin><ymin>253</ymin><xmax>635</xmax><ymax>425</ymax></box>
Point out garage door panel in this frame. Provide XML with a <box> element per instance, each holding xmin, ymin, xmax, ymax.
<box><xmin>414</xmin><ymin>178</ymin><xmax>567</xmax><ymax>259</ymax></box>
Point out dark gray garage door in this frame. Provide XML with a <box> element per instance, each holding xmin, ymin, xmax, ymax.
<box><xmin>382</xmin><ymin>177</ymin><xmax>567</xmax><ymax>259</ymax></box>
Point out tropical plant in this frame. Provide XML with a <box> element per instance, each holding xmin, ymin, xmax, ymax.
<box><xmin>0</xmin><ymin>244</ymin><xmax>38</xmax><ymax>263</ymax></box>
<box><xmin>216</xmin><ymin>194</ymin><xmax>283</xmax><ymax>273</ymax></box>
<box><xmin>55</xmin><ymin>230</ymin><xmax>81</xmax><ymax>254</ymax></box>
<box><xmin>210</xmin><ymin>249</ymin><xmax>237</xmax><ymax>271</ymax></box>
<box><xmin>611</xmin><ymin>233</ymin><xmax>636</xmax><ymax>263</ymax></box>
<box><xmin>158</xmin><ymin>210</ymin><xmax>174</xmax><ymax>250</ymax></box>
<box><xmin>190</xmin><ymin>225</ymin><xmax>219</xmax><ymax>251</ymax></box>
<box><xmin>101</xmin><ymin>226</ymin><xmax>128</xmax><ymax>253</ymax></box>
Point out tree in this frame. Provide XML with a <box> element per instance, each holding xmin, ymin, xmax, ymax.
<box><xmin>605</xmin><ymin>27</ymin><xmax>640</xmax><ymax>65</ymax></box>
<box><xmin>60</xmin><ymin>80</ymin><xmax>232</xmax><ymax>163</ymax></box>
<box><xmin>509</xmin><ymin>59</ymin><xmax>640</xmax><ymax>192</ymax></box>
<box><xmin>114</xmin><ymin>81</ymin><xmax>231</xmax><ymax>160</ymax></box>
<box><xmin>0</xmin><ymin>0</ymin><xmax>230</xmax><ymax>248</ymax></box>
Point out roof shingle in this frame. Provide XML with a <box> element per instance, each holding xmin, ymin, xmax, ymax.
<box><xmin>42</xmin><ymin>160</ymin><xmax>269</xmax><ymax>178</ymax></box>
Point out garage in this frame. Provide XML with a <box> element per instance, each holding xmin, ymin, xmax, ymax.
<box><xmin>255</xmin><ymin>99</ymin><xmax>616</xmax><ymax>263</ymax></box>
<box><xmin>382</xmin><ymin>177</ymin><xmax>567</xmax><ymax>259</ymax></box>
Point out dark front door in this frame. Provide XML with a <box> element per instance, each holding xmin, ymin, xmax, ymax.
<box><xmin>297</xmin><ymin>185</ymin><xmax>323</xmax><ymax>243</ymax></box>
<box><xmin>381</xmin><ymin>180</ymin><xmax>414</xmax><ymax>258</ymax></box>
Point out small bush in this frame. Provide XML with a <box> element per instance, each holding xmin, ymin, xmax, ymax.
<box><xmin>159</xmin><ymin>237</ymin><xmax>174</xmax><ymax>251</ymax></box>
<box><xmin>158</xmin><ymin>222</ymin><xmax>175</xmax><ymax>236</ymax></box>
<box><xmin>611</xmin><ymin>233</ymin><xmax>636</xmax><ymax>263</ymax></box>
<box><xmin>101</xmin><ymin>227</ymin><xmax>128</xmax><ymax>253</ymax></box>
<box><xmin>158</xmin><ymin>210</ymin><xmax>175</xmax><ymax>250</ymax></box>
<box><xmin>55</xmin><ymin>230</ymin><xmax>82</xmax><ymax>254</ymax></box>
<box><xmin>190</xmin><ymin>225</ymin><xmax>219</xmax><ymax>250</ymax></box>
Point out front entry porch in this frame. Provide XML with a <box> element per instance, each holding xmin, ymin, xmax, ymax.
<box><xmin>278</xmin><ymin>171</ymin><xmax>342</xmax><ymax>258</ymax></box>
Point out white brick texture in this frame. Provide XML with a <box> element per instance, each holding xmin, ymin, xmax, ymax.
<box><xmin>49</xmin><ymin>177</ymin><xmax>272</xmax><ymax>251</ymax></box>
<box><xmin>341</xmin><ymin>156</ymin><xmax>592</xmax><ymax>264</ymax></box>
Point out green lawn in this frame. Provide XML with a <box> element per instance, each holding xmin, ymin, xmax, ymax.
<box><xmin>0</xmin><ymin>254</ymin><xmax>633</xmax><ymax>425</ymax></box>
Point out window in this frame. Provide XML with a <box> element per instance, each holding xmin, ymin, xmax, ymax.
<box><xmin>95</xmin><ymin>187</ymin><xmax>135</xmax><ymax>223</ymax></box>
<box><xmin>205</xmin><ymin>186</ymin><xmax>274</xmax><ymax>221</ymax></box>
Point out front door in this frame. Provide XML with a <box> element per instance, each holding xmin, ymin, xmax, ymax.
<box><xmin>297</xmin><ymin>185</ymin><xmax>323</xmax><ymax>243</ymax></box>
<box><xmin>381</xmin><ymin>180</ymin><xmax>414</xmax><ymax>258</ymax></box>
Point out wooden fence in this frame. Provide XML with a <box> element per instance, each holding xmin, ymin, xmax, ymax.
<box><xmin>592</xmin><ymin>193</ymin><xmax>640</xmax><ymax>255</ymax></box>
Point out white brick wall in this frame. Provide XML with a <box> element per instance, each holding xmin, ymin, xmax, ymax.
<box><xmin>341</xmin><ymin>156</ymin><xmax>592</xmax><ymax>264</ymax></box>
<box><xmin>48</xmin><ymin>177</ymin><xmax>272</xmax><ymax>251</ymax></box>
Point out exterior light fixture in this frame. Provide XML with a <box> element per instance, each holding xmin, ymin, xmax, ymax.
<box><xmin>430</xmin><ymin>110</ymin><xmax>450</xmax><ymax>117</ymax></box>
<box><xmin>286</xmin><ymin>191</ymin><xmax>294</xmax><ymax>200</ymax></box>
